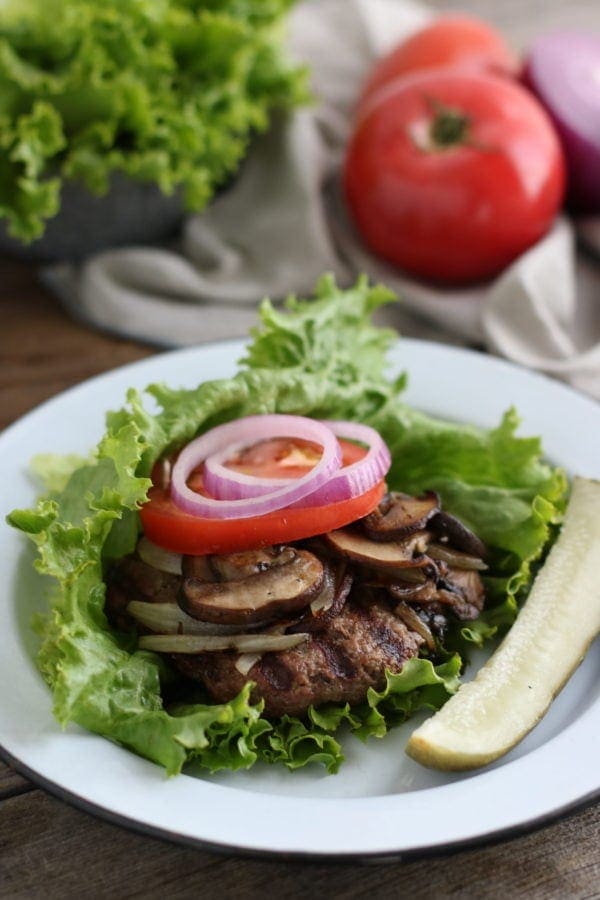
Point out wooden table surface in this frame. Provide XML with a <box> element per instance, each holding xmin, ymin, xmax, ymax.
<box><xmin>2</xmin><ymin>1</ymin><xmax>600</xmax><ymax>895</ymax></box>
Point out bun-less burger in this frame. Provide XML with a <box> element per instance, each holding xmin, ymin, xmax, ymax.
<box><xmin>106</xmin><ymin>415</ymin><xmax>488</xmax><ymax>719</ymax></box>
<box><xmin>9</xmin><ymin>276</ymin><xmax>565</xmax><ymax>775</ymax></box>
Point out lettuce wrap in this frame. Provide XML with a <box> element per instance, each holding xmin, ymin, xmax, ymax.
<box><xmin>7</xmin><ymin>275</ymin><xmax>567</xmax><ymax>775</ymax></box>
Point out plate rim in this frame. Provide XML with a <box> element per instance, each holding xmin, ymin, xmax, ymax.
<box><xmin>2</xmin><ymin>336</ymin><xmax>599</xmax><ymax>860</ymax></box>
<box><xmin>1</xmin><ymin>741</ymin><xmax>598</xmax><ymax>863</ymax></box>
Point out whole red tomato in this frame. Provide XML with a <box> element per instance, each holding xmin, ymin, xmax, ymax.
<box><xmin>360</xmin><ymin>16</ymin><xmax>518</xmax><ymax>108</ymax></box>
<box><xmin>344</xmin><ymin>71</ymin><xmax>565</xmax><ymax>284</ymax></box>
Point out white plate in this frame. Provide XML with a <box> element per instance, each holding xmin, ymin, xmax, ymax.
<box><xmin>1</xmin><ymin>339</ymin><xmax>599</xmax><ymax>860</ymax></box>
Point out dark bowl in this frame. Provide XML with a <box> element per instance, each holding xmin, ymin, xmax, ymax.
<box><xmin>0</xmin><ymin>173</ymin><xmax>184</xmax><ymax>263</ymax></box>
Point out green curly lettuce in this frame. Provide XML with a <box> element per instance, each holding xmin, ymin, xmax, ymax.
<box><xmin>0</xmin><ymin>0</ymin><xmax>307</xmax><ymax>241</ymax></box>
<box><xmin>7</xmin><ymin>275</ymin><xmax>567</xmax><ymax>775</ymax></box>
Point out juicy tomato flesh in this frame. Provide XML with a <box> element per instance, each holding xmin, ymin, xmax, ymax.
<box><xmin>141</xmin><ymin>438</ymin><xmax>384</xmax><ymax>556</ymax></box>
<box><xmin>188</xmin><ymin>437</ymin><xmax>325</xmax><ymax>490</ymax></box>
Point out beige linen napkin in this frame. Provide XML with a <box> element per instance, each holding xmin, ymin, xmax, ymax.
<box><xmin>45</xmin><ymin>0</ymin><xmax>600</xmax><ymax>400</ymax></box>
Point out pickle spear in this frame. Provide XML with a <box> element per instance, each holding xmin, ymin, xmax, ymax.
<box><xmin>406</xmin><ymin>476</ymin><xmax>600</xmax><ymax>771</ymax></box>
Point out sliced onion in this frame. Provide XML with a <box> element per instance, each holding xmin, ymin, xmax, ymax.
<box><xmin>171</xmin><ymin>415</ymin><xmax>342</xmax><ymax>520</ymax></box>
<box><xmin>394</xmin><ymin>602</ymin><xmax>436</xmax><ymax>652</ymax></box>
<box><xmin>138</xmin><ymin>632</ymin><xmax>309</xmax><ymax>654</ymax></box>
<box><xmin>525</xmin><ymin>32</ymin><xmax>600</xmax><ymax>211</ymax></box>
<box><xmin>127</xmin><ymin>601</ymin><xmax>242</xmax><ymax>635</ymax></box>
<box><xmin>204</xmin><ymin>420</ymin><xmax>391</xmax><ymax>509</ymax></box>
<box><xmin>428</xmin><ymin>543</ymin><xmax>487</xmax><ymax>571</ymax></box>
<box><xmin>137</xmin><ymin>537</ymin><xmax>182</xmax><ymax>575</ymax></box>
<box><xmin>295</xmin><ymin>421</ymin><xmax>391</xmax><ymax>507</ymax></box>
<box><xmin>235</xmin><ymin>653</ymin><xmax>262</xmax><ymax>676</ymax></box>
<box><xmin>310</xmin><ymin>567</ymin><xmax>336</xmax><ymax>614</ymax></box>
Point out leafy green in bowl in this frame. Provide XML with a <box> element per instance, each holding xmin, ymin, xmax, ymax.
<box><xmin>0</xmin><ymin>0</ymin><xmax>307</xmax><ymax>245</ymax></box>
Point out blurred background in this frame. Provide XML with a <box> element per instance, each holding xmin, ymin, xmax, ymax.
<box><xmin>430</xmin><ymin>0</ymin><xmax>598</xmax><ymax>40</ymax></box>
<box><xmin>0</xmin><ymin>0</ymin><xmax>600</xmax><ymax>425</ymax></box>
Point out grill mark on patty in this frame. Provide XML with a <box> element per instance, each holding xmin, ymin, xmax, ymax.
<box><xmin>370</xmin><ymin>619</ymin><xmax>411</xmax><ymax>667</ymax></box>
<box><xmin>257</xmin><ymin>654</ymin><xmax>294</xmax><ymax>692</ymax></box>
<box><xmin>313</xmin><ymin>636</ymin><xmax>357</xmax><ymax>681</ymax></box>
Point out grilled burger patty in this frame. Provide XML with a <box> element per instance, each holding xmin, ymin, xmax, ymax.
<box><xmin>106</xmin><ymin>492</ymin><xmax>487</xmax><ymax>718</ymax></box>
<box><xmin>175</xmin><ymin>597</ymin><xmax>425</xmax><ymax>717</ymax></box>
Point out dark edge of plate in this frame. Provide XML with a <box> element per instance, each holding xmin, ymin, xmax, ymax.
<box><xmin>1</xmin><ymin>740</ymin><xmax>598</xmax><ymax>866</ymax></box>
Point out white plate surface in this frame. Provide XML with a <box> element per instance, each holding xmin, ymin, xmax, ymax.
<box><xmin>1</xmin><ymin>339</ymin><xmax>599</xmax><ymax>860</ymax></box>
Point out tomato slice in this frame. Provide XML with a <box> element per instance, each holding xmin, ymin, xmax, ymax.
<box><xmin>141</xmin><ymin>438</ymin><xmax>385</xmax><ymax>555</ymax></box>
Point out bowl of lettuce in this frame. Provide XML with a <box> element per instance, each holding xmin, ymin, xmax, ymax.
<box><xmin>0</xmin><ymin>0</ymin><xmax>306</xmax><ymax>260</ymax></box>
<box><xmin>6</xmin><ymin>275</ymin><xmax>568</xmax><ymax>777</ymax></box>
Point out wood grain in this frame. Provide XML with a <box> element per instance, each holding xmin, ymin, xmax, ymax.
<box><xmin>0</xmin><ymin>257</ymin><xmax>152</xmax><ymax>431</ymax></box>
<box><xmin>0</xmin><ymin>789</ymin><xmax>599</xmax><ymax>899</ymax></box>
<box><xmin>0</xmin><ymin>762</ymin><xmax>32</xmax><ymax>801</ymax></box>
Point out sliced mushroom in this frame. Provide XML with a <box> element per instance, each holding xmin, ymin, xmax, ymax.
<box><xmin>362</xmin><ymin>567</ymin><xmax>429</xmax><ymax>587</ymax></box>
<box><xmin>323</xmin><ymin>528</ymin><xmax>431</xmax><ymax>570</ymax></box>
<box><xmin>288</xmin><ymin>563</ymin><xmax>353</xmax><ymax>634</ymax></box>
<box><xmin>436</xmin><ymin>567</ymin><xmax>485</xmax><ymax>620</ymax></box>
<box><xmin>363</xmin><ymin>491</ymin><xmax>440</xmax><ymax>541</ymax></box>
<box><xmin>428</xmin><ymin>543</ymin><xmax>487</xmax><ymax>571</ymax></box>
<box><xmin>387</xmin><ymin>578</ymin><xmax>439</xmax><ymax>604</ymax></box>
<box><xmin>429</xmin><ymin>511</ymin><xmax>487</xmax><ymax>559</ymax></box>
<box><xmin>182</xmin><ymin>546</ymin><xmax>296</xmax><ymax>583</ymax></box>
<box><xmin>209</xmin><ymin>546</ymin><xmax>296</xmax><ymax>581</ymax></box>
<box><xmin>410</xmin><ymin>605</ymin><xmax>449</xmax><ymax>642</ymax></box>
<box><xmin>179</xmin><ymin>549</ymin><xmax>324</xmax><ymax>625</ymax></box>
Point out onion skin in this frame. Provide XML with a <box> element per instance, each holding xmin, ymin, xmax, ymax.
<box><xmin>524</xmin><ymin>32</ymin><xmax>600</xmax><ymax>212</ymax></box>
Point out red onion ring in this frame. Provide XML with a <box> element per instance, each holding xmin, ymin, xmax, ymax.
<box><xmin>203</xmin><ymin>420</ymin><xmax>391</xmax><ymax>508</ymax></box>
<box><xmin>170</xmin><ymin>415</ymin><xmax>342</xmax><ymax>519</ymax></box>
<box><xmin>298</xmin><ymin>421</ymin><xmax>391</xmax><ymax>507</ymax></box>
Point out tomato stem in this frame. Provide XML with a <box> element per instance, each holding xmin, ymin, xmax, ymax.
<box><xmin>429</xmin><ymin>101</ymin><xmax>471</xmax><ymax>149</ymax></box>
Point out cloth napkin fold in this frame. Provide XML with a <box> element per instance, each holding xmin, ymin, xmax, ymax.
<box><xmin>45</xmin><ymin>0</ymin><xmax>600</xmax><ymax>400</ymax></box>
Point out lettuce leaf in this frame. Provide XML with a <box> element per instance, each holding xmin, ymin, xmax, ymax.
<box><xmin>0</xmin><ymin>0</ymin><xmax>307</xmax><ymax>240</ymax></box>
<box><xmin>7</xmin><ymin>275</ymin><xmax>567</xmax><ymax>775</ymax></box>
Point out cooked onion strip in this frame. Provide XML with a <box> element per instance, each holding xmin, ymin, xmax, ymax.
<box><xmin>235</xmin><ymin>653</ymin><xmax>263</xmax><ymax>676</ymax></box>
<box><xmin>310</xmin><ymin>565</ymin><xmax>336</xmax><ymax>614</ymax></box>
<box><xmin>428</xmin><ymin>543</ymin><xmax>487</xmax><ymax>571</ymax></box>
<box><xmin>127</xmin><ymin>601</ymin><xmax>241</xmax><ymax>635</ymax></box>
<box><xmin>138</xmin><ymin>632</ymin><xmax>309</xmax><ymax>653</ymax></box>
<box><xmin>394</xmin><ymin>602</ymin><xmax>436</xmax><ymax>652</ymax></box>
<box><xmin>137</xmin><ymin>537</ymin><xmax>182</xmax><ymax>575</ymax></box>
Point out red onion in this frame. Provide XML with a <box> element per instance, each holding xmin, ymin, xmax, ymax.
<box><xmin>170</xmin><ymin>415</ymin><xmax>342</xmax><ymax>519</ymax></box>
<box><xmin>204</xmin><ymin>420</ymin><xmax>391</xmax><ymax>508</ymax></box>
<box><xmin>525</xmin><ymin>32</ymin><xmax>600</xmax><ymax>211</ymax></box>
<box><xmin>294</xmin><ymin>421</ymin><xmax>391</xmax><ymax>507</ymax></box>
